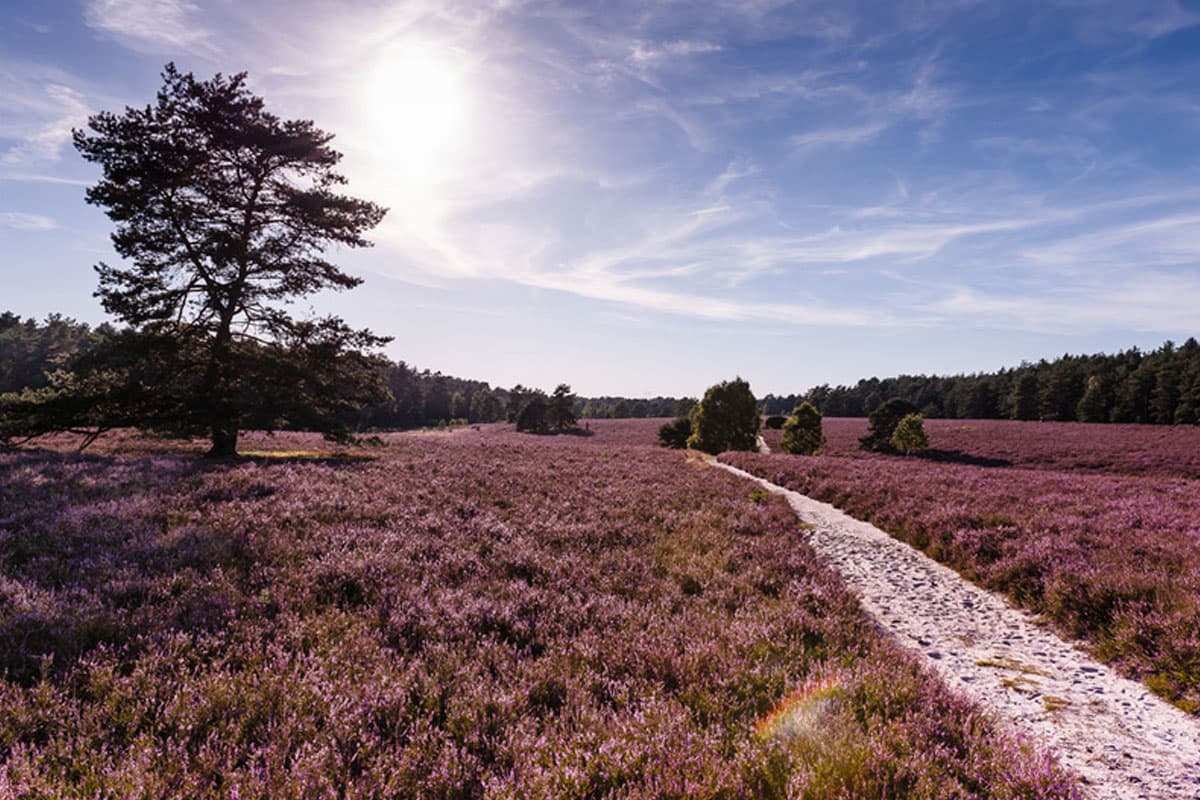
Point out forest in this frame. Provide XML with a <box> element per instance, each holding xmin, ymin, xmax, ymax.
<box><xmin>4</xmin><ymin>312</ymin><xmax>1199</xmax><ymax>427</ymax></box>
<box><xmin>763</xmin><ymin>338</ymin><xmax>1200</xmax><ymax>424</ymax></box>
<box><xmin>0</xmin><ymin>313</ymin><xmax>690</xmax><ymax>429</ymax></box>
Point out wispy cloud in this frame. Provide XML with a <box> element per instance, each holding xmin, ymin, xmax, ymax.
<box><xmin>791</xmin><ymin>120</ymin><xmax>889</xmax><ymax>153</ymax></box>
<box><xmin>1024</xmin><ymin>212</ymin><xmax>1200</xmax><ymax>268</ymax></box>
<box><xmin>84</xmin><ymin>0</ymin><xmax>217</xmax><ymax>57</ymax></box>
<box><xmin>0</xmin><ymin>60</ymin><xmax>96</xmax><ymax>174</ymax></box>
<box><xmin>928</xmin><ymin>270</ymin><xmax>1200</xmax><ymax>334</ymax></box>
<box><xmin>0</xmin><ymin>212</ymin><xmax>56</xmax><ymax>230</ymax></box>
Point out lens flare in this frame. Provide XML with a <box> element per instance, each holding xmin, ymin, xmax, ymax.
<box><xmin>755</xmin><ymin>673</ymin><xmax>843</xmax><ymax>741</ymax></box>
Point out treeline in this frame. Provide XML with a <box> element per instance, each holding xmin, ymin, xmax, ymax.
<box><xmin>0</xmin><ymin>313</ymin><xmax>689</xmax><ymax>429</ymax></box>
<box><xmin>577</xmin><ymin>396</ymin><xmax>696</xmax><ymax>419</ymax></box>
<box><xmin>0</xmin><ymin>313</ymin><xmax>96</xmax><ymax>394</ymax></box>
<box><xmin>761</xmin><ymin>338</ymin><xmax>1200</xmax><ymax>424</ymax></box>
<box><xmin>13</xmin><ymin>312</ymin><xmax>1196</xmax><ymax>427</ymax></box>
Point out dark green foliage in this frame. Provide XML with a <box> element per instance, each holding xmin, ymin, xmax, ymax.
<box><xmin>468</xmin><ymin>386</ymin><xmax>505</xmax><ymax>424</ymax></box>
<box><xmin>549</xmin><ymin>384</ymin><xmax>578</xmax><ymax>431</ymax></box>
<box><xmin>0</xmin><ymin>313</ymin><xmax>94</xmax><ymax>394</ymax></box>
<box><xmin>687</xmin><ymin>378</ymin><xmax>760</xmax><ymax>455</ymax></box>
<box><xmin>575</xmin><ymin>396</ymin><xmax>697</xmax><ymax>418</ymax></box>
<box><xmin>1008</xmin><ymin>374</ymin><xmax>1040</xmax><ymax>421</ymax></box>
<box><xmin>780</xmin><ymin>402</ymin><xmax>823</xmax><ymax>455</ymax></box>
<box><xmin>764</xmin><ymin>415</ymin><xmax>786</xmax><ymax>430</ymax></box>
<box><xmin>890</xmin><ymin>413</ymin><xmax>928</xmax><ymax>455</ymax></box>
<box><xmin>763</xmin><ymin>337</ymin><xmax>1200</xmax><ymax>426</ymax></box>
<box><xmin>516</xmin><ymin>395</ymin><xmax>550</xmax><ymax>433</ymax></box>
<box><xmin>1075</xmin><ymin>376</ymin><xmax>1109</xmax><ymax>423</ymax></box>
<box><xmin>512</xmin><ymin>384</ymin><xmax>578</xmax><ymax>434</ymax></box>
<box><xmin>506</xmin><ymin>385</ymin><xmax>531</xmax><ymax>423</ymax></box>
<box><xmin>859</xmin><ymin>398</ymin><xmax>918</xmax><ymax>452</ymax></box>
<box><xmin>657</xmin><ymin>417</ymin><xmax>692</xmax><ymax>448</ymax></box>
<box><xmin>358</xmin><ymin>363</ymin><xmax>504</xmax><ymax>428</ymax></box>
<box><xmin>16</xmin><ymin>64</ymin><xmax>392</xmax><ymax>456</ymax></box>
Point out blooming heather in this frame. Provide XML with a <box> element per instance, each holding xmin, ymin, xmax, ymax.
<box><xmin>760</xmin><ymin>418</ymin><xmax>1200</xmax><ymax>478</ymax></box>
<box><xmin>722</xmin><ymin>449</ymin><xmax>1200</xmax><ymax>712</ymax></box>
<box><xmin>0</xmin><ymin>426</ymin><xmax>1078</xmax><ymax>797</ymax></box>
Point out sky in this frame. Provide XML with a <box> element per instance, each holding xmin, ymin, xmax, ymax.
<box><xmin>3</xmin><ymin>0</ymin><xmax>1200</xmax><ymax>397</ymax></box>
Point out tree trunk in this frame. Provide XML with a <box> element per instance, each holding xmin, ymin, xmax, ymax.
<box><xmin>206</xmin><ymin>422</ymin><xmax>238</xmax><ymax>458</ymax></box>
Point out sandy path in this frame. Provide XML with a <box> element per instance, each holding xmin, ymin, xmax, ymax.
<box><xmin>712</xmin><ymin>458</ymin><xmax>1200</xmax><ymax>800</ymax></box>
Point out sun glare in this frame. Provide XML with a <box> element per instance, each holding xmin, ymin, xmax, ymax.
<box><xmin>361</xmin><ymin>43</ymin><xmax>471</xmax><ymax>184</ymax></box>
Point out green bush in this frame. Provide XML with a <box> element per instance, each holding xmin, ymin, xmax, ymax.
<box><xmin>780</xmin><ymin>402</ymin><xmax>823</xmax><ymax>455</ymax></box>
<box><xmin>763</xmin><ymin>415</ymin><xmax>786</xmax><ymax>430</ymax></box>
<box><xmin>890</xmin><ymin>413</ymin><xmax>928</xmax><ymax>455</ymax></box>
<box><xmin>687</xmin><ymin>378</ymin><xmax>760</xmax><ymax>455</ymax></box>
<box><xmin>658</xmin><ymin>417</ymin><xmax>692</xmax><ymax>449</ymax></box>
<box><xmin>859</xmin><ymin>398</ymin><xmax>917</xmax><ymax>452</ymax></box>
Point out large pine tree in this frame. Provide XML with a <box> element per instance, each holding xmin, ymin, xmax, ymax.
<box><xmin>68</xmin><ymin>64</ymin><xmax>390</xmax><ymax>455</ymax></box>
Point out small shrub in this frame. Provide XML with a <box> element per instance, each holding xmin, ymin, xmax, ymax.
<box><xmin>859</xmin><ymin>398</ymin><xmax>917</xmax><ymax>452</ymax></box>
<box><xmin>892</xmin><ymin>412</ymin><xmax>926</xmax><ymax>455</ymax></box>
<box><xmin>890</xmin><ymin>413</ymin><xmax>928</xmax><ymax>456</ymax></box>
<box><xmin>780</xmin><ymin>402</ymin><xmax>823</xmax><ymax>456</ymax></box>
<box><xmin>764</xmin><ymin>415</ymin><xmax>786</xmax><ymax>430</ymax></box>
<box><xmin>658</xmin><ymin>417</ymin><xmax>692</xmax><ymax>449</ymax></box>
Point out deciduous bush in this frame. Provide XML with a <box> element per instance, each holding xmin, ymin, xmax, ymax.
<box><xmin>764</xmin><ymin>415</ymin><xmax>786</xmax><ymax>430</ymax></box>
<box><xmin>687</xmin><ymin>378</ymin><xmax>760</xmax><ymax>454</ymax></box>
<box><xmin>780</xmin><ymin>402</ymin><xmax>824</xmax><ymax>455</ymax></box>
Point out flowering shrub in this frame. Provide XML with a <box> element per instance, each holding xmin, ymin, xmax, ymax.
<box><xmin>0</xmin><ymin>427</ymin><xmax>1078</xmax><ymax>796</ymax></box>
<box><xmin>722</xmin><ymin>450</ymin><xmax>1200</xmax><ymax>712</ymax></box>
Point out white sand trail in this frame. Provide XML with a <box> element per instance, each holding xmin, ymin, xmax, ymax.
<box><xmin>712</xmin><ymin>458</ymin><xmax>1200</xmax><ymax>800</ymax></box>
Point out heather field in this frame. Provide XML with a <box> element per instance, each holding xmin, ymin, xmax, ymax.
<box><xmin>760</xmin><ymin>418</ymin><xmax>1200</xmax><ymax>478</ymax></box>
<box><xmin>0</xmin><ymin>426</ymin><xmax>1078</xmax><ymax>798</ymax></box>
<box><xmin>723</xmin><ymin>444</ymin><xmax>1200</xmax><ymax>713</ymax></box>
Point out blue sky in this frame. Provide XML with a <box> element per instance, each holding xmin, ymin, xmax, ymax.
<box><xmin>3</xmin><ymin>1</ymin><xmax>1200</xmax><ymax>397</ymax></box>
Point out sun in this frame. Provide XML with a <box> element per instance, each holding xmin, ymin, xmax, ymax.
<box><xmin>360</xmin><ymin>42</ymin><xmax>471</xmax><ymax>184</ymax></box>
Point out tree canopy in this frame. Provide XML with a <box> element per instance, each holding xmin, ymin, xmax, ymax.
<box><xmin>687</xmin><ymin>377</ymin><xmax>760</xmax><ymax>455</ymax></box>
<box><xmin>27</xmin><ymin>64</ymin><xmax>392</xmax><ymax>455</ymax></box>
<box><xmin>860</xmin><ymin>398</ymin><xmax>918</xmax><ymax>452</ymax></box>
<box><xmin>759</xmin><ymin>338</ymin><xmax>1200</xmax><ymax>425</ymax></box>
<box><xmin>890</xmin><ymin>413</ymin><xmax>928</xmax><ymax>456</ymax></box>
<box><xmin>779</xmin><ymin>401</ymin><xmax>823</xmax><ymax>455</ymax></box>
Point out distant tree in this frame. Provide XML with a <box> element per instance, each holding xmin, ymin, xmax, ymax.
<box><xmin>1111</xmin><ymin>360</ymin><xmax>1155</xmax><ymax>423</ymax></box>
<box><xmin>657</xmin><ymin>417</ymin><xmax>692</xmax><ymax>449</ymax></box>
<box><xmin>863</xmin><ymin>390</ymin><xmax>882</xmax><ymax>414</ymax></box>
<box><xmin>1008</xmin><ymin>374</ymin><xmax>1040</xmax><ymax>421</ymax></box>
<box><xmin>674</xmin><ymin>397</ymin><xmax>697</xmax><ymax>417</ymax></box>
<box><xmin>1040</xmin><ymin>357</ymin><xmax>1084</xmax><ymax>421</ymax></box>
<box><xmin>423</xmin><ymin>377</ymin><xmax>452</xmax><ymax>423</ymax></box>
<box><xmin>0</xmin><ymin>314</ymin><xmax>95</xmax><ymax>394</ymax></box>
<box><xmin>1075</xmin><ymin>375</ymin><xmax>1109</xmax><ymax>423</ymax></box>
<box><xmin>859</xmin><ymin>397</ymin><xmax>917</xmax><ymax>452</ymax></box>
<box><xmin>506</xmin><ymin>385</ymin><xmax>530</xmax><ymax>423</ymax></box>
<box><xmin>14</xmin><ymin>64</ymin><xmax>390</xmax><ymax>456</ymax></box>
<box><xmin>687</xmin><ymin>377</ymin><xmax>760</xmax><ymax>455</ymax></box>
<box><xmin>780</xmin><ymin>401</ymin><xmax>823</xmax><ymax>455</ymax></box>
<box><xmin>763</xmin><ymin>414</ymin><xmax>786</xmax><ymax>430</ymax></box>
<box><xmin>449</xmin><ymin>391</ymin><xmax>466</xmax><ymax>420</ymax></box>
<box><xmin>548</xmin><ymin>384</ymin><xmax>578</xmax><ymax>431</ymax></box>
<box><xmin>958</xmin><ymin>378</ymin><xmax>999</xmax><ymax>419</ymax></box>
<box><xmin>516</xmin><ymin>393</ymin><xmax>550</xmax><ymax>433</ymax></box>
<box><xmin>468</xmin><ymin>387</ymin><xmax>502</xmax><ymax>423</ymax></box>
<box><xmin>1150</xmin><ymin>351</ymin><xmax>1182</xmax><ymax>425</ymax></box>
<box><xmin>890</xmin><ymin>413</ymin><xmax>928</xmax><ymax>456</ymax></box>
